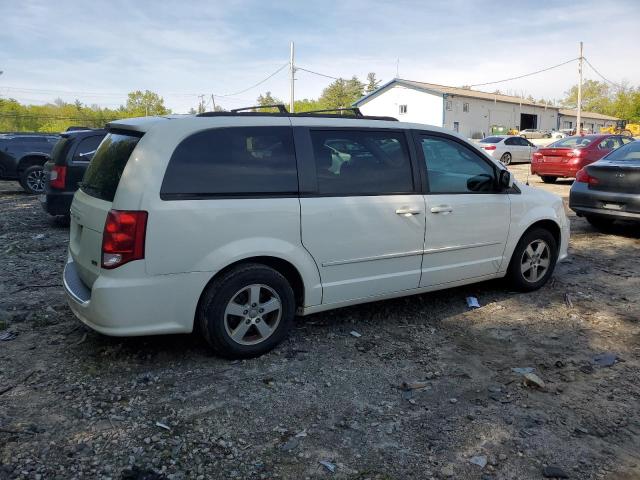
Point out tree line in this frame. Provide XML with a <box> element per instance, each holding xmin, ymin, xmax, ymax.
<box><xmin>2</xmin><ymin>75</ymin><xmax>639</xmax><ymax>133</ymax></box>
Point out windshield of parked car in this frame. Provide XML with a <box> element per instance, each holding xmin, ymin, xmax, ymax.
<box><xmin>603</xmin><ymin>140</ymin><xmax>640</xmax><ymax>161</ymax></box>
<box><xmin>549</xmin><ymin>136</ymin><xmax>594</xmax><ymax>148</ymax></box>
<box><xmin>479</xmin><ymin>137</ymin><xmax>503</xmax><ymax>143</ymax></box>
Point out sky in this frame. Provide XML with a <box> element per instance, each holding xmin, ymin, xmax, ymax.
<box><xmin>1</xmin><ymin>0</ymin><xmax>639</xmax><ymax>113</ymax></box>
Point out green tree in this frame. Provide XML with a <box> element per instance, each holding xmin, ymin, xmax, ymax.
<box><xmin>256</xmin><ymin>91</ymin><xmax>283</xmax><ymax>112</ymax></box>
<box><xmin>318</xmin><ymin>76</ymin><xmax>365</xmax><ymax>110</ymax></box>
<box><xmin>125</xmin><ymin>90</ymin><xmax>169</xmax><ymax>116</ymax></box>
<box><xmin>561</xmin><ymin>79</ymin><xmax>612</xmax><ymax>113</ymax></box>
<box><xmin>365</xmin><ymin>72</ymin><xmax>381</xmax><ymax>93</ymax></box>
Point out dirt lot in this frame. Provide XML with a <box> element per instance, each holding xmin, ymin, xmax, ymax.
<box><xmin>1</xmin><ymin>166</ymin><xmax>639</xmax><ymax>480</ymax></box>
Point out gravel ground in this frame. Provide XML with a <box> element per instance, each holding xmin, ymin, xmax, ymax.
<box><xmin>0</xmin><ymin>167</ymin><xmax>639</xmax><ymax>480</ymax></box>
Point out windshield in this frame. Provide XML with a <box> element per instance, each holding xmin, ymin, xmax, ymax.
<box><xmin>603</xmin><ymin>141</ymin><xmax>640</xmax><ymax>161</ymax></box>
<box><xmin>479</xmin><ymin>137</ymin><xmax>502</xmax><ymax>143</ymax></box>
<box><xmin>81</xmin><ymin>132</ymin><xmax>142</xmax><ymax>202</ymax></box>
<box><xmin>549</xmin><ymin>136</ymin><xmax>594</xmax><ymax>148</ymax></box>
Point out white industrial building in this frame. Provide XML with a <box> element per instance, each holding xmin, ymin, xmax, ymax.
<box><xmin>354</xmin><ymin>79</ymin><xmax>618</xmax><ymax>138</ymax></box>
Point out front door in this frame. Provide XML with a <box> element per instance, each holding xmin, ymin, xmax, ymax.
<box><xmin>298</xmin><ymin>127</ymin><xmax>426</xmax><ymax>305</ymax></box>
<box><xmin>416</xmin><ymin>133</ymin><xmax>511</xmax><ymax>286</ymax></box>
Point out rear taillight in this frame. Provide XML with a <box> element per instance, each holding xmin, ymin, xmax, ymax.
<box><xmin>101</xmin><ymin>210</ymin><xmax>148</xmax><ymax>269</ymax></box>
<box><xmin>532</xmin><ymin>152</ymin><xmax>543</xmax><ymax>162</ymax></box>
<box><xmin>567</xmin><ymin>148</ymin><xmax>583</xmax><ymax>158</ymax></box>
<box><xmin>50</xmin><ymin>165</ymin><xmax>67</xmax><ymax>189</ymax></box>
<box><xmin>575</xmin><ymin>168</ymin><xmax>599</xmax><ymax>185</ymax></box>
<box><xmin>482</xmin><ymin>145</ymin><xmax>496</xmax><ymax>151</ymax></box>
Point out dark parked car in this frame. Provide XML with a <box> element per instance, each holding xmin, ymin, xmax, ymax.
<box><xmin>41</xmin><ymin>129</ymin><xmax>106</xmax><ymax>218</ymax></box>
<box><xmin>531</xmin><ymin>134</ymin><xmax>633</xmax><ymax>183</ymax></box>
<box><xmin>569</xmin><ymin>140</ymin><xmax>640</xmax><ymax>229</ymax></box>
<box><xmin>0</xmin><ymin>133</ymin><xmax>59</xmax><ymax>193</ymax></box>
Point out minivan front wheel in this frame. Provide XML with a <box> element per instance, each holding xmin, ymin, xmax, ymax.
<box><xmin>506</xmin><ymin>228</ymin><xmax>558</xmax><ymax>292</ymax></box>
<box><xmin>198</xmin><ymin>264</ymin><xmax>295</xmax><ymax>358</ymax></box>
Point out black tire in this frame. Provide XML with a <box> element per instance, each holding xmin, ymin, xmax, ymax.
<box><xmin>197</xmin><ymin>263</ymin><xmax>295</xmax><ymax>358</ymax></box>
<box><xmin>541</xmin><ymin>175</ymin><xmax>557</xmax><ymax>184</ymax></box>
<box><xmin>500</xmin><ymin>153</ymin><xmax>512</xmax><ymax>165</ymax></box>
<box><xmin>586</xmin><ymin>215</ymin><xmax>615</xmax><ymax>231</ymax></box>
<box><xmin>506</xmin><ymin>227</ymin><xmax>558</xmax><ymax>292</ymax></box>
<box><xmin>19</xmin><ymin>165</ymin><xmax>46</xmax><ymax>194</ymax></box>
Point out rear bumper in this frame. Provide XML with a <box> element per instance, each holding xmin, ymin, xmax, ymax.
<box><xmin>40</xmin><ymin>190</ymin><xmax>74</xmax><ymax>216</ymax></box>
<box><xmin>63</xmin><ymin>258</ymin><xmax>212</xmax><ymax>336</ymax></box>
<box><xmin>569</xmin><ymin>182</ymin><xmax>640</xmax><ymax>221</ymax></box>
<box><xmin>531</xmin><ymin>163</ymin><xmax>579</xmax><ymax>178</ymax></box>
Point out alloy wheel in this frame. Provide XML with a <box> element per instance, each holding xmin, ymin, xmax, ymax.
<box><xmin>223</xmin><ymin>284</ymin><xmax>282</xmax><ymax>346</ymax></box>
<box><xmin>26</xmin><ymin>169</ymin><xmax>46</xmax><ymax>193</ymax></box>
<box><xmin>520</xmin><ymin>239</ymin><xmax>551</xmax><ymax>283</ymax></box>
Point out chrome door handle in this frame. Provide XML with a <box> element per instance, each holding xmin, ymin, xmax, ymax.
<box><xmin>395</xmin><ymin>208</ymin><xmax>422</xmax><ymax>217</ymax></box>
<box><xmin>430</xmin><ymin>205</ymin><xmax>453</xmax><ymax>214</ymax></box>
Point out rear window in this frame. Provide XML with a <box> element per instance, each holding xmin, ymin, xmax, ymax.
<box><xmin>160</xmin><ymin>126</ymin><xmax>297</xmax><ymax>199</ymax></box>
<box><xmin>603</xmin><ymin>141</ymin><xmax>640</xmax><ymax>161</ymax></box>
<box><xmin>549</xmin><ymin>136</ymin><xmax>596</xmax><ymax>148</ymax></box>
<box><xmin>81</xmin><ymin>132</ymin><xmax>142</xmax><ymax>202</ymax></box>
<box><xmin>479</xmin><ymin>137</ymin><xmax>502</xmax><ymax>143</ymax></box>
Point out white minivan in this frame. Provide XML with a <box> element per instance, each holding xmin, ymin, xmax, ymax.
<box><xmin>64</xmin><ymin>110</ymin><xmax>569</xmax><ymax>357</ymax></box>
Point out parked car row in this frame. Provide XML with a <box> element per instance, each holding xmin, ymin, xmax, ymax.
<box><xmin>531</xmin><ymin>134</ymin><xmax>634</xmax><ymax>183</ymax></box>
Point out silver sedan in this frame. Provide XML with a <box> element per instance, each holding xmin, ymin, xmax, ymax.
<box><xmin>477</xmin><ymin>135</ymin><xmax>538</xmax><ymax>165</ymax></box>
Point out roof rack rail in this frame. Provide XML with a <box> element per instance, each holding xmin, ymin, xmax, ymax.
<box><xmin>230</xmin><ymin>104</ymin><xmax>289</xmax><ymax>113</ymax></box>
<box><xmin>298</xmin><ymin>107</ymin><xmax>364</xmax><ymax>117</ymax></box>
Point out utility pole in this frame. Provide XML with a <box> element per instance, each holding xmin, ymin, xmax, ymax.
<box><xmin>289</xmin><ymin>41</ymin><xmax>295</xmax><ymax>113</ymax></box>
<box><xmin>211</xmin><ymin>94</ymin><xmax>216</xmax><ymax>111</ymax></box>
<box><xmin>198</xmin><ymin>94</ymin><xmax>206</xmax><ymax>113</ymax></box>
<box><xmin>577</xmin><ymin>41</ymin><xmax>583</xmax><ymax>134</ymax></box>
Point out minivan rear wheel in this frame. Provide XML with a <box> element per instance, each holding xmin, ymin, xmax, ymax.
<box><xmin>198</xmin><ymin>263</ymin><xmax>295</xmax><ymax>358</ymax></box>
<box><xmin>506</xmin><ymin>227</ymin><xmax>558</xmax><ymax>292</ymax></box>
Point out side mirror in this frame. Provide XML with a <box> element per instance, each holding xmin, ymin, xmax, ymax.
<box><xmin>499</xmin><ymin>169</ymin><xmax>514</xmax><ymax>190</ymax></box>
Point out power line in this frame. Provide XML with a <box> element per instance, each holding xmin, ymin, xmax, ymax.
<box><xmin>468</xmin><ymin>57</ymin><xmax>579</xmax><ymax>88</ymax></box>
<box><xmin>583</xmin><ymin>57</ymin><xmax>625</xmax><ymax>89</ymax></box>
<box><xmin>296</xmin><ymin>67</ymin><xmax>340</xmax><ymax>80</ymax></box>
<box><xmin>215</xmin><ymin>63</ymin><xmax>289</xmax><ymax>97</ymax></box>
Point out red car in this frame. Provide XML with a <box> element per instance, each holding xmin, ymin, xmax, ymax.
<box><xmin>531</xmin><ymin>134</ymin><xmax>634</xmax><ymax>183</ymax></box>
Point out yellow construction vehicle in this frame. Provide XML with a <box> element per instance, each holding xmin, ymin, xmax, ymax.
<box><xmin>600</xmin><ymin>120</ymin><xmax>640</xmax><ymax>137</ymax></box>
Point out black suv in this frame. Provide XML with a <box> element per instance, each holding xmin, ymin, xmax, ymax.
<box><xmin>0</xmin><ymin>133</ymin><xmax>60</xmax><ymax>193</ymax></box>
<box><xmin>41</xmin><ymin>129</ymin><xmax>106</xmax><ymax>218</ymax></box>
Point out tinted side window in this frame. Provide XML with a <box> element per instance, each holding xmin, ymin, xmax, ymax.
<box><xmin>310</xmin><ymin>130</ymin><xmax>413</xmax><ymax>195</ymax></box>
<box><xmin>161</xmin><ymin>127</ymin><xmax>297</xmax><ymax>198</ymax></box>
<box><xmin>504</xmin><ymin>137</ymin><xmax>517</xmax><ymax>146</ymax></box>
<box><xmin>73</xmin><ymin>136</ymin><xmax>104</xmax><ymax>162</ymax></box>
<box><xmin>420</xmin><ymin>136</ymin><xmax>497</xmax><ymax>193</ymax></box>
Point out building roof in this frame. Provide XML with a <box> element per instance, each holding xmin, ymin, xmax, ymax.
<box><xmin>354</xmin><ymin>78</ymin><xmax>555</xmax><ymax>108</ymax></box>
<box><xmin>558</xmin><ymin>109</ymin><xmax>619</xmax><ymax>121</ymax></box>
<box><xmin>354</xmin><ymin>79</ymin><xmax>620</xmax><ymax>121</ymax></box>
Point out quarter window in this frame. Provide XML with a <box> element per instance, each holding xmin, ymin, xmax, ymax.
<box><xmin>310</xmin><ymin>130</ymin><xmax>414</xmax><ymax>195</ymax></box>
<box><xmin>420</xmin><ymin>135</ymin><xmax>497</xmax><ymax>193</ymax></box>
<box><xmin>161</xmin><ymin>127</ymin><xmax>298</xmax><ymax>198</ymax></box>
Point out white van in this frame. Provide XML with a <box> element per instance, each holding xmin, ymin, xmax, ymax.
<box><xmin>64</xmin><ymin>110</ymin><xmax>569</xmax><ymax>357</ymax></box>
